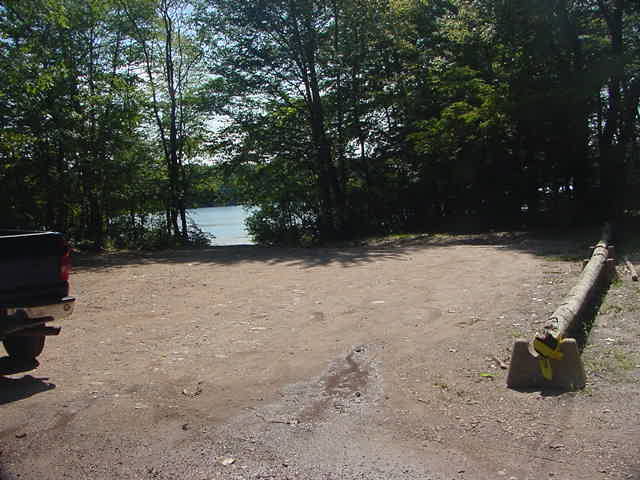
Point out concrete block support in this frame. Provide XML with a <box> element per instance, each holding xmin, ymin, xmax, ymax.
<box><xmin>506</xmin><ymin>338</ymin><xmax>585</xmax><ymax>390</ymax></box>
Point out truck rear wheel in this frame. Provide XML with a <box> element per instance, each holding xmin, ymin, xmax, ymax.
<box><xmin>3</xmin><ymin>336</ymin><xmax>46</xmax><ymax>359</ymax></box>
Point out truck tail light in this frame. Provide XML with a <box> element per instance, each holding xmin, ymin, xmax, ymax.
<box><xmin>60</xmin><ymin>240</ymin><xmax>71</xmax><ymax>282</ymax></box>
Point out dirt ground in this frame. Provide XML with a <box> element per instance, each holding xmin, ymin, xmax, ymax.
<box><xmin>1</xmin><ymin>231</ymin><xmax>639</xmax><ymax>480</ymax></box>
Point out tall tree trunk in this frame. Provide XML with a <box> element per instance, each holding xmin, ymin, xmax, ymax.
<box><xmin>597</xmin><ymin>0</ymin><xmax>627</xmax><ymax>220</ymax></box>
<box><xmin>291</xmin><ymin>2</ymin><xmax>341</xmax><ymax>241</ymax></box>
<box><xmin>332</xmin><ymin>0</ymin><xmax>349</xmax><ymax>235</ymax></box>
<box><xmin>559</xmin><ymin>0</ymin><xmax>591</xmax><ymax>221</ymax></box>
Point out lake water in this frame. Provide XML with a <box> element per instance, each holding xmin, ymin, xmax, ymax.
<box><xmin>188</xmin><ymin>206</ymin><xmax>254</xmax><ymax>246</ymax></box>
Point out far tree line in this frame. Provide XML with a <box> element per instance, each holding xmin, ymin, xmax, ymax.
<box><xmin>1</xmin><ymin>0</ymin><xmax>638</xmax><ymax>248</ymax></box>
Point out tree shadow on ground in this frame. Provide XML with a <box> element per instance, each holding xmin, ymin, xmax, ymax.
<box><xmin>73</xmin><ymin>244</ymin><xmax>412</xmax><ymax>272</ymax></box>
<box><xmin>73</xmin><ymin>226</ymin><xmax>604</xmax><ymax>273</ymax></box>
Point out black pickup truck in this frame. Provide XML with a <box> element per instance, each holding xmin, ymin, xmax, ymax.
<box><xmin>0</xmin><ymin>230</ymin><xmax>75</xmax><ymax>361</ymax></box>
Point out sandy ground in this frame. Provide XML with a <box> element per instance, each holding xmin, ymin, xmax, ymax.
<box><xmin>1</xmin><ymin>234</ymin><xmax>639</xmax><ymax>479</ymax></box>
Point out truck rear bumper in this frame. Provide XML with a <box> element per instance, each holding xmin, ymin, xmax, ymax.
<box><xmin>6</xmin><ymin>296</ymin><xmax>75</xmax><ymax>320</ymax></box>
<box><xmin>1</xmin><ymin>296</ymin><xmax>75</xmax><ymax>337</ymax></box>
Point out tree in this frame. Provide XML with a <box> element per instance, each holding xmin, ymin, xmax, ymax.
<box><xmin>199</xmin><ymin>0</ymin><xmax>359</xmax><ymax>240</ymax></box>
<box><xmin>594</xmin><ymin>0</ymin><xmax>640</xmax><ymax>219</ymax></box>
<box><xmin>0</xmin><ymin>0</ymin><xmax>150</xmax><ymax>246</ymax></box>
<box><xmin>2</xmin><ymin>0</ymin><xmax>638</xmax><ymax>248</ymax></box>
<box><xmin>121</xmin><ymin>0</ymin><xmax>207</xmax><ymax>241</ymax></box>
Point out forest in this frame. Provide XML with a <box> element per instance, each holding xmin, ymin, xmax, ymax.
<box><xmin>1</xmin><ymin>0</ymin><xmax>638</xmax><ymax>248</ymax></box>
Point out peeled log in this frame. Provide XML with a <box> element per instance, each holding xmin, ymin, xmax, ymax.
<box><xmin>542</xmin><ymin>223</ymin><xmax>612</xmax><ymax>339</ymax></box>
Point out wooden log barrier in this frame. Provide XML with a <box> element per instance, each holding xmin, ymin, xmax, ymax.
<box><xmin>507</xmin><ymin>224</ymin><xmax>614</xmax><ymax>390</ymax></box>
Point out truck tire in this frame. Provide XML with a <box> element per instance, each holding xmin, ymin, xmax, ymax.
<box><xmin>3</xmin><ymin>336</ymin><xmax>46</xmax><ymax>359</ymax></box>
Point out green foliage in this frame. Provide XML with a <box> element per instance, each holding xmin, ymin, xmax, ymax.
<box><xmin>0</xmin><ymin>0</ymin><xmax>214</xmax><ymax>249</ymax></box>
<box><xmin>1</xmin><ymin>0</ymin><xmax>639</xmax><ymax>247</ymax></box>
<box><xmin>246</xmin><ymin>205</ymin><xmax>318</xmax><ymax>247</ymax></box>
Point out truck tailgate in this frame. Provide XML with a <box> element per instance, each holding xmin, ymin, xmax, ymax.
<box><xmin>0</xmin><ymin>231</ymin><xmax>68</xmax><ymax>305</ymax></box>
